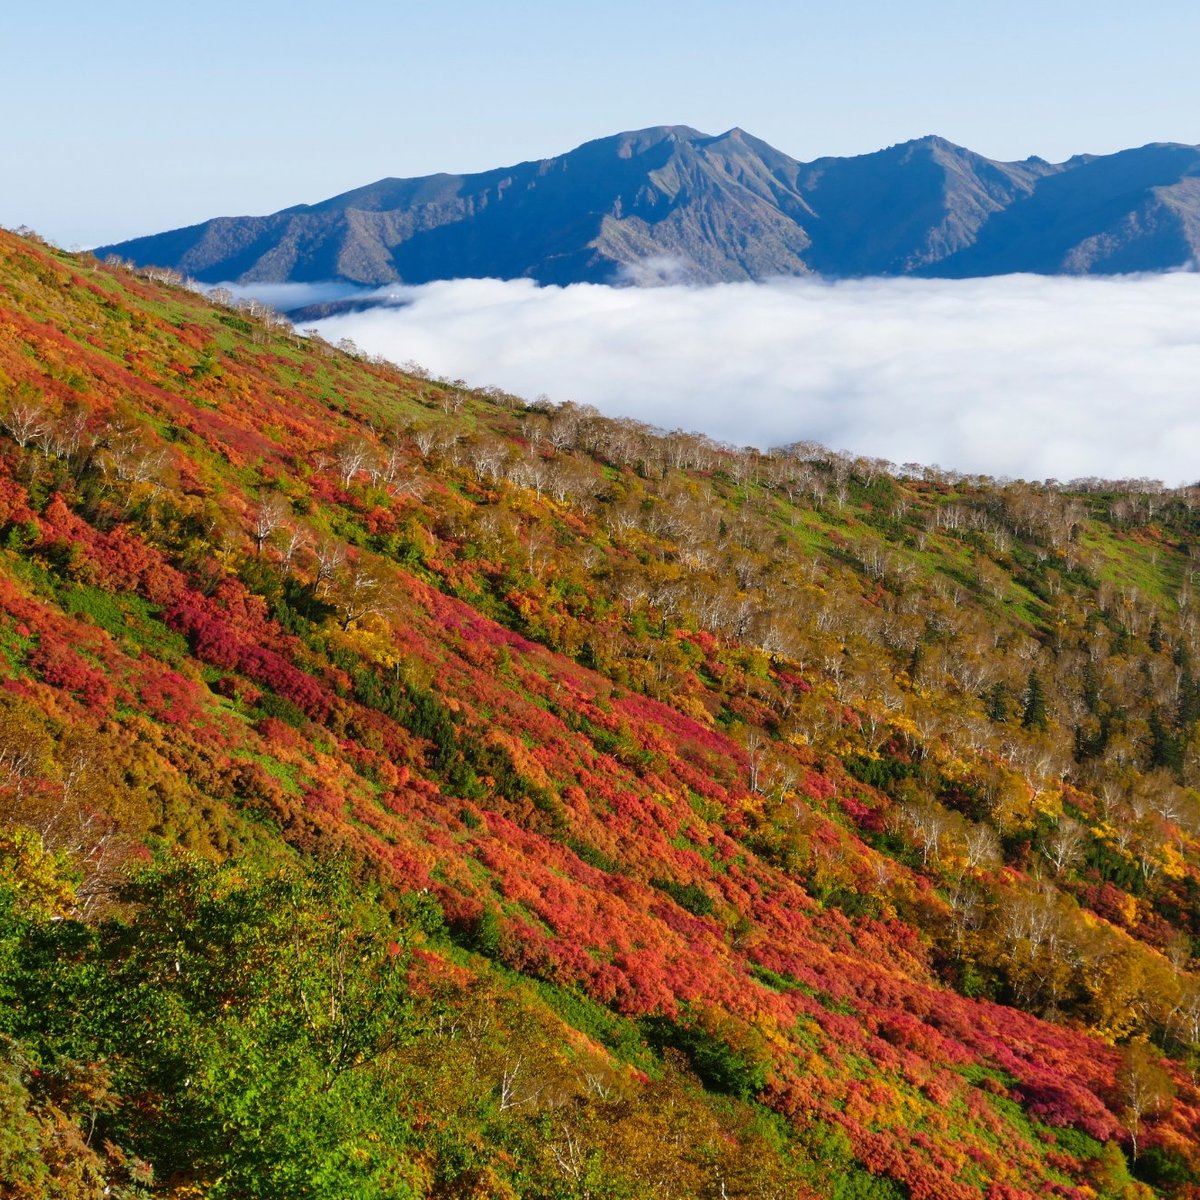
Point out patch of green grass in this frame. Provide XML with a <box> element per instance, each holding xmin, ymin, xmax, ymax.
<box><xmin>749</xmin><ymin>964</ymin><xmax>857</xmax><ymax>1014</ymax></box>
<box><xmin>61</xmin><ymin>584</ymin><xmax>190</xmax><ymax>664</ymax></box>
<box><xmin>1080</xmin><ymin>525</ymin><xmax>1180</xmax><ymax>607</ymax></box>
<box><xmin>231</xmin><ymin>750</ymin><xmax>302</xmax><ymax>794</ymax></box>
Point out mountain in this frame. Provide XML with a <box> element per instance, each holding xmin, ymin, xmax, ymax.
<box><xmin>96</xmin><ymin>127</ymin><xmax>1200</xmax><ymax>287</ymax></box>
<box><xmin>2</xmin><ymin>228</ymin><xmax>1200</xmax><ymax>1195</ymax></box>
<box><xmin>928</xmin><ymin>143</ymin><xmax>1200</xmax><ymax>276</ymax></box>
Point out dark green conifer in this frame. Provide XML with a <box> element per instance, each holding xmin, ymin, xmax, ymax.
<box><xmin>984</xmin><ymin>682</ymin><xmax>1008</xmax><ymax>723</ymax></box>
<box><xmin>1021</xmin><ymin>672</ymin><xmax>1049</xmax><ymax>731</ymax></box>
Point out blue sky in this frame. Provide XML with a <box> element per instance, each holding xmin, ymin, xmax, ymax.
<box><xmin>5</xmin><ymin>0</ymin><xmax>1200</xmax><ymax>247</ymax></box>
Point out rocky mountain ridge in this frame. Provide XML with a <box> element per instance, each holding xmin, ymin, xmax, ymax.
<box><xmin>97</xmin><ymin>126</ymin><xmax>1200</xmax><ymax>287</ymax></box>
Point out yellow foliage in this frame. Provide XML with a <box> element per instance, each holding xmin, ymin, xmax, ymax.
<box><xmin>989</xmin><ymin>769</ymin><xmax>1037</xmax><ymax>835</ymax></box>
<box><xmin>0</xmin><ymin>825</ymin><xmax>77</xmax><ymax>917</ymax></box>
<box><xmin>335</xmin><ymin>624</ymin><xmax>403</xmax><ymax>672</ymax></box>
<box><xmin>673</xmin><ymin>691</ymin><xmax>715</xmax><ymax>726</ymax></box>
<box><xmin>1159</xmin><ymin>841</ymin><xmax>1188</xmax><ymax>880</ymax></box>
<box><xmin>1032</xmin><ymin>788</ymin><xmax>1063</xmax><ymax>819</ymax></box>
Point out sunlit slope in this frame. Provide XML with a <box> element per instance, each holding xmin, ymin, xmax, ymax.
<box><xmin>0</xmin><ymin>229</ymin><xmax>1198</xmax><ymax>1196</ymax></box>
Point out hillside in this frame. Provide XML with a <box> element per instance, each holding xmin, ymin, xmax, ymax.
<box><xmin>1</xmin><ymin>227</ymin><xmax>1199</xmax><ymax>1198</ymax></box>
<box><xmin>94</xmin><ymin>127</ymin><xmax>1200</xmax><ymax>287</ymax></box>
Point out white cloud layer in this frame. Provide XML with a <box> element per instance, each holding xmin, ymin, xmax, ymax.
<box><xmin>224</xmin><ymin>280</ymin><xmax>366</xmax><ymax>310</ymax></box>
<box><xmin>273</xmin><ymin>273</ymin><xmax>1200</xmax><ymax>485</ymax></box>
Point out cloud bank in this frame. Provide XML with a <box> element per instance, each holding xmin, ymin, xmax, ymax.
<box><xmin>223</xmin><ymin>280</ymin><xmax>366</xmax><ymax>310</ymax></box>
<box><xmin>274</xmin><ymin>273</ymin><xmax>1199</xmax><ymax>485</ymax></box>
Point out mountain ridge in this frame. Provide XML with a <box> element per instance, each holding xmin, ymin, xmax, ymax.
<box><xmin>96</xmin><ymin>126</ymin><xmax>1200</xmax><ymax>287</ymax></box>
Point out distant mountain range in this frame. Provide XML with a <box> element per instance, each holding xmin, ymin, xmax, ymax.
<box><xmin>97</xmin><ymin>126</ymin><xmax>1200</xmax><ymax>287</ymax></box>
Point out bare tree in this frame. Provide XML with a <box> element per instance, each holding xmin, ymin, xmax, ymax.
<box><xmin>1</xmin><ymin>398</ymin><xmax>48</xmax><ymax>448</ymax></box>
<box><xmin>410</xmin><ymin>423</ymin><xmax>442</xmax><ymax>460</ymax></box>
<box><xmin>38</xmin><ymin>405</ymin><xmax>89</xmax><ymax>461</ymax></box>
<box><xmin>336</xmin><ymin>562</ymin><xmax>384</xmax><ymax>630</ymax></box>
<box><xmin>496</xmin><ymin>1055</ymin><xmax>541</xmax><ymax>1112</ymax></box>
<box><xmin>280</xmin><ymin>524</ymin><xmax>310</xmax><ymax>576</ymax></box>
<box><xmin>897</xmin><ymin>798</ymin><xmax>952</xmax><ymax>868</ymax></box>
<box><xmin>251</xmin><ymin>494</ymin><xmax>290</xmax><ymax>557</ymax></box>
<box><xmin>964</xmin><ymin>822</ymin><xmax>1003</xmax><ymax>872</ymax></box>
<box><xmin>314</xmin><ymin>539</ymin><xmax>346</xmax><ymax>596</ymax></box>
<box><xmin>369</xmin><ymin>429</ymin><xmax>408</xmax><ymax>489</ymax></box>
<box><xmin>334</xmin><ymin>437</ymin><xmax>373</xmax><ymax>487</ymax></box>
<box><xmin>1040</xmin><ymin>817</ymin><xmax>1087</xmax><ymax>876</ymax></box>
<box><xmin>1167</xmin><ymin>978</ymin><xmax>1200</xmax><ymax>1064</ymax></box>
<box><xmin>744</xmin><ymin>729</ymin><xmax>767</xmax><ymax>794</ymax></box>
<box><xmin>99</xmin><ymin>423</ymin><xmax>168</xmax><ymax>487</ymax></box>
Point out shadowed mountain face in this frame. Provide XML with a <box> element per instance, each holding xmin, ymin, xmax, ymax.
<box><xmin>97</xmin><ymin>127</ymin><xmax>1200</xmax><ymax>285</ymax></box>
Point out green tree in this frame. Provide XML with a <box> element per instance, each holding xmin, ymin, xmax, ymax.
<box><xmin>1021</xmin><ymin>671</ymin><xmax>1049</xmax><ymax>732</ymax></box>
<box><xmin>0</xmin><ymin>856</ymin><xmax>426</xmax><ymax>1199</ymax></box>
<box><xmin>984</xmin><ymin>681</ymin><xmax>1009</xmax><ymax>723</ymax></box>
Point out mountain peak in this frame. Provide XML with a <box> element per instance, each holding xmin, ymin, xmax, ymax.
<box><xmin>597</xmin><ymin>125</ymin><xmax>710</xmax><ymax>158</ymax></box>
<box><xmin>96</xmin><ymin>127</ymin><xmax>1200</xmax><ymax>286</ymax></box>
<box><xmin>888</xmin><ymin>134</ymin><xmax>973</xmax><ymax>157</ymax></box>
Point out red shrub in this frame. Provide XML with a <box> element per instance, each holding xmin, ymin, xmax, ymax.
<box><xmin>28</xmin><ymin>633</ymin><xmax>113</xmax><ymax>708</ymax></box>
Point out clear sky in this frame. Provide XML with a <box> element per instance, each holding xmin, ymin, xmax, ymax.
<box><xmin>5</xmin><ymin>0</ymin><xmax>1200</xmax><ymax>248</ymax></box>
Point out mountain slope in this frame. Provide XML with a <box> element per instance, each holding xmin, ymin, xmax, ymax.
<box><xmin>95</xmin><ymin>128</ymin><xmax>1200</xmax><ymax>286</ymax></box>
<box><xmin>796</xmin><ymin>135</ymin><xmax>1058</xmax><ymax>275</ymax></box>
<box><xmin>928</xmin><ymin>143</ymin><xmax>1200</xmax><ymax>276</ymax></box>
<box><xmin>98</xmin><ymin>127</ymin><xmax>818</xmax><ymax>287</ymax></box>
<box><xmin>1</xmin><ymin>229</ymin><xmax>1200</xmax><ymax>1195</ymax></box>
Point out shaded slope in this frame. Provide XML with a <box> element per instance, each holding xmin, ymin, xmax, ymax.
<box><xmin>930</xmin><ymin>142</ymin><xmax>1200</xmax><ymax>276</ymax></box>
<box><xmin>99</xmin><ymin>127</ymin><xmax>817</xmax><ymax>287</ymax></box>
<box><xmin>95</xmin><ymin>128</ymin><xmax>1200</xmax><ymax>285</ymax></box>
<box><xmin>796</xmin><ymin>136</ymin><xmax>1058</xmax><ymax>275</ymax></box>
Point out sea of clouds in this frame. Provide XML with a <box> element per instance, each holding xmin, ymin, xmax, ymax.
<box><xmin>229</xmin><ymin>272</ymin><xmax>1200</xmax><ymax>485</ymax></box>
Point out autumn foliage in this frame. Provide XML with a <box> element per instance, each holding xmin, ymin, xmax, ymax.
<box><xmin>0</xmin><ymin>227</ymin><xmax>1198</xmax><ymax>1196</ymax></box>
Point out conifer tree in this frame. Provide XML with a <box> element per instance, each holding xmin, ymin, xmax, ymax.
<box><xmin>1021</xmin><ymin>672</ymin><xmax>1048</xmax><ymax>732</ymax></box>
